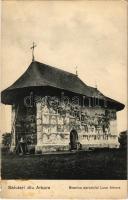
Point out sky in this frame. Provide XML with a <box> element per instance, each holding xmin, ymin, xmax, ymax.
<box><xmin>1</xmin><ymin>0</ymin><xmax>127</xmax><ymax>134</ymax></box>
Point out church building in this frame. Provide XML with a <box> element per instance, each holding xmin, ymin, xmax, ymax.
<box><xmin>1</xmin><ymin>59</ymin><xmax>124</xmax><ymax>153</ymax></box>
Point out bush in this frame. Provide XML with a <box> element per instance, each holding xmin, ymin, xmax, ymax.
<box><xmin>2</xmin><ymin>133</ymin><xmax>11</xmax><ymax>147</ymax></box>
<box><xmin>118</xmin><ymin>130</ymin><xmax>127</xmax><ymax>149</ymax></box>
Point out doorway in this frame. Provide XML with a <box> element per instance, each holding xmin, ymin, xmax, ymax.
<box><xmin>70</xmin><ymin>129</ymin><xmax>78</xmax><ymax>150</ymax></box>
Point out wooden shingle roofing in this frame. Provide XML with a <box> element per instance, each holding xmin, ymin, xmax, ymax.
<box><xmin>1</xmin><ymin>61</ymin><xmax>124</xmax><ymax>111</ymax></box>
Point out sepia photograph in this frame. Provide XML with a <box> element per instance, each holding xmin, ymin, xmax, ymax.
<box><xmin>0</xmin><ymin>0</ymin><xmax>127</xmax><ymax>197</ymax></box>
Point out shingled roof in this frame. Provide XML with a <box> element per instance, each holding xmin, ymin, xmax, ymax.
<box><xmin>1</xmin><ymin>61</ymin><xmax>124</xmax><ymax>111</ymax></box>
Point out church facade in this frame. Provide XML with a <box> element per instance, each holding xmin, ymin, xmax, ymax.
<box><xmin>1</xmin><ymin>61</ymin><xmax>124</xmax><ymax>153</ymax></box>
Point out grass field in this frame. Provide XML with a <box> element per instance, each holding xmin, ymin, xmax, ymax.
<box><xmin>1</xmin><ymin>149</ymin><xmax>127</xmax><ymax>180</ymax></box>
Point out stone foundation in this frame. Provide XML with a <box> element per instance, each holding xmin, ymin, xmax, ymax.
<box><xmin>35</xmin><ymin>142</ymin><xmax>119</xmax><ymax>153</ymax></box>
<box><xmin>81</xmin><ymin>143</ymin><xmax>119</xmax><ymax>149</ymax></box>
<box><xmin>35</xmin><ymin>144</ymin><xmax>69</xmax><ymax>153</ymax></box>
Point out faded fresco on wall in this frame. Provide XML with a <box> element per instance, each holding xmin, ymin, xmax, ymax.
<box><xmin>13</xmin><ymin>94</ymin><xmax>119</xmax><ymax>151</ymax></box>
<box><xmin>11</xmin><ymin>94</ymin><xmax>119</xmax><ymax>152</ymax></box>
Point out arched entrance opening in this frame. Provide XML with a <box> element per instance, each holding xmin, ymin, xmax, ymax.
<box><xmin>70</xmin><ymin>129</ymin><xmax>78</xmax><ymax>150</ymax></box>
